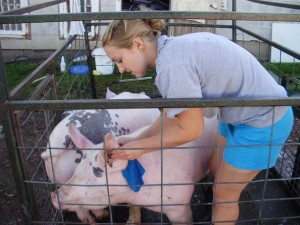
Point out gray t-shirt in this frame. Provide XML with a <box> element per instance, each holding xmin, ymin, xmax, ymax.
<box><xmin>155</xmin><ymin>32</ymin><xmax>288</xmax><ymax>128</ymax></box>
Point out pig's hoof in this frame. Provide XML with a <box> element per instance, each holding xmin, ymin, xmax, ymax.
<box><xmin>76</xmin><ymin>210</ymin><xmax>96</xmax><ymax>224</ymax></box>
<box><xmin>102</xmin><ymin>209</ymin><xmax>109</xmax><ymax>218</ymax></box>
<box><xmin>126</xmin><ymin>206</ymin><xmax>141</xmax><ymax>225</ymax></box>
<box><xmin>92</xmin><ymin>208</ymin><xmax>109</xmax><ymax>220</ymax></box>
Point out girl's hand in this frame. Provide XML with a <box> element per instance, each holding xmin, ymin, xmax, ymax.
<box><xmin>105</xmin><ymin>133</ymin><xmax>146</xmax><ymax>160</ymax></box>
<box><xmin>109</xmin><ymin>142</ymin><xmax>147</xmax><ymax>160</ymax></box>
<box><xmin>117</xmin><ymin>136</ymin><xmax>135</xmax><ymax>146</ymax></box>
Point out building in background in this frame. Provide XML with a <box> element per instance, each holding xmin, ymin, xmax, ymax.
<box><xmin>0</xmin><ymin>0</ymin><xmax>299</xmax><ymax>62</ymax></box>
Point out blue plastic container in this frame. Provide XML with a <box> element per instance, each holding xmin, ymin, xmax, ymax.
<box><xmin>69</xmin><ymin>65</ymin><xmax>89</xmax><ymax>75</ymax></box>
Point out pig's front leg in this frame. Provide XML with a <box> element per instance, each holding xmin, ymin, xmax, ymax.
<box><xmin>126</xmin><ymin>206</ymin><xmax>141</xmax><ymax>225</ymax></box>
<box><xmin>92</xmin><ymin>208</ymin><xmax>109</xmax><ymax>220</ymax></box>
<box><xmin>165</xmin><ymin>205</ymin><xmax>193</xmax><ymax>225</ymax></box>
<box><xmin>76</xmin><ymin>209</ymin><xmax>109</xmax><ymax>224</ymax></box>
<box><xmin>76</xmin><ymin>210</ymin><xmax>97</xmax><ymax>225</ymax></box>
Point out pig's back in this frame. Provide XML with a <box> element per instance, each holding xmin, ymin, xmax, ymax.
<box><xmin>141</xmin><ymin>116</ymin><xmax>217</xmax><ymax>184</ymax></box>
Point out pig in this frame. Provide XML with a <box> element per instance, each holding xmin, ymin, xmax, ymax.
<box><xmin>41</xmin><ymin>89</ymin><xmax>160</xmax><ymax>184</ymax></box>
<box><xmin>42</xmin><ymin>89</ymin><xmax>160</xmax><ymax>223</ymax></box>
<box><xmin>51</xmin><ymin>116</ymin><xmax>217</xmax><ymax>224</ymax></box>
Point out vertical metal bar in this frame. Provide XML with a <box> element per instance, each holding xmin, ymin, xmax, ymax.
<box><xmin>232</xmin><ymin>0</ymin><xmax>237</xmax><ymax>43</ymax></box>
<box><xmin>81</xmin><ymin>0</ymin><xmax>97</xmax><ymax>99</ymax></box>
<box><xmin>0</xmin><ymin>42</ymin><xmax>37</xmax><ymax>224</ymax></box>
<box><xmin>49</xmin><ymin>61</ymin><xmax>62</xmax><ymax>125</ymax></box>
<box><xmin>102</xmin><ymin>109</ymin><xmax>114</xmax><ymax>224</ymax></box>
<box><xmin>211</xmin><ymin>107</ymin><xmax>222</xmax><ymax>224</ymax></box>
<box><xmin>256</xmin><ymin>107</ymin><xmax>278</xmax><ymax>225</ymax></box>
<box><xmin>291</xmin><ymin>139</ymin><xmax>300</xmax><ymax>195</ymax></box>
<box><xmin>159</xmin><ymin>108</ymin><xmax>164</xmax><ymax>224</ymax></box>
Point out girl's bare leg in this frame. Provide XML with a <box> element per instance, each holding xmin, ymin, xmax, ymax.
<box><xmin>209</xmin><ymin>135</ymin><xmax>260</xmax><ymax>225</ymax></box>
<box><xmin>212</xmin><ymin>159</ymin><xmax>260</xmax><ymax>224</ymax></box>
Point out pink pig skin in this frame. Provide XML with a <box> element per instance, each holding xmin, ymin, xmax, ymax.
<box><xmin>42</xmin><ymin>91</ymin><xmax>160</xmax><ymax>184</ymax></box>
<box><xmin>51</xmin><ymin>116</ymin><xmax>217</xmax><ymax>224</ymax></box>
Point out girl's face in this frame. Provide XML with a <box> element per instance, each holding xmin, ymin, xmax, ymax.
<box><xmin>104</xmin><ymin>38</ymin><xmax>150</xmax><ymax>78</ymax></box>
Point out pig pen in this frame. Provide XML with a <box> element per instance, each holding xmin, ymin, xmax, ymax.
<box><xmin>1</xmin><ymin>1</ymin><xmax>300</xmax><ymax>225</ymax></box>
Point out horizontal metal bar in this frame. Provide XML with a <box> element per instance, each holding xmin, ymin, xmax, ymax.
<box><xmin>0</xmin><ymin>11</ymin><xmax>300</xmax><ymax>24</ymax></box>
<box><xmin>86</xmin><ymin>21</ymin><xmax>233</xmax><ymax>29</ymax></box>
<box><xmin>0</xmin><ymin>0</ymin><xmax>68</xmax><ymax>15</ymax></box>
<box><xmin>236</xmin><ymin>25</ymin><xmax>300</xmax><ymax>60</ymax></box>
<box><xmin>247</xmin><ymin>0</ymin><xmax>300</xmax><ymax>10</ymax></box>
<box><xmin>3</xmin><ymin>97</ymin><xmax>300</xmax><ymax>111</ymax></box>
<box><xmin>167</xmin><ymin>22</ymin><xmax>233</xmax><ymax>29</ymax></box>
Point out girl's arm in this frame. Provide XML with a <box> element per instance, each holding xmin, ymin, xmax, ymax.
<box><xmin>109</xmin><ymin>108</ymin><xmax>204</xmax><ymax>160</ymax></box>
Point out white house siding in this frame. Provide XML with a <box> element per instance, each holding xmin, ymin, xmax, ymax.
<box><xmin>169</xmin><ymin>0</ymin><xmax>224</xmax><ymax>36</ymax></box>
<box><xmin>98</xmin><ymin>0</ymin><xmax>121</xmax><ymax>41</ymax></box>
<box><xmin>0</xmin><ymin>0</ymin><xmax>299</xmax><ymax>62</ymax></box>
<box><xmin>0</xmin><ymin>0</ymin><xmax>120</xmax><ymax>51</ymax></box>
<box><xmin>1</xmin><ymin>0</ymin><xmax>64</xmax><ymax>50</ymax></box>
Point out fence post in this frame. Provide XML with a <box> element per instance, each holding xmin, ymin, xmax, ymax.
<box><xmin>232</xmin><ymin>0</ymin><xmax>237</xmax><ymax>43</ymax></box>
<box><xmin>81</xmin><ymin>0</ymin><xmax>97</xmax><ymax>99</ymax></box>
<box><xmin>0</xmin><ymin>42</ymin><xmax>37</xmax><ymax>224</ymax></box>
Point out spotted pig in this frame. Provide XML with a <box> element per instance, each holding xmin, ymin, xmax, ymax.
<box><xmin>41</xmin><ymin>90</ymin><xmax>160</xmax><ymax>184</ymax></box>
<box><xmin>51</xmin><ymin>115</ymin><xmax>217</xmax><ymax>224</ymax></box>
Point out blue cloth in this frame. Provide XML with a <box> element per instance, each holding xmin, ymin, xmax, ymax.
<box><xmin>219</xmin><ymin>107</ymin><xmax>293</xmax><ymax>170</ymax></box>
<box><xmin>122</xmin><ymin>159</ymin><xmax>145</xmax><ymax>192</ymax></box>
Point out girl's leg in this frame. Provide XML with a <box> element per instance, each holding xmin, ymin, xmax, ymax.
<box><xmin>212</xmin><ymin>158</ymin><xmax>260</xmax><ymax>225</ymax></box>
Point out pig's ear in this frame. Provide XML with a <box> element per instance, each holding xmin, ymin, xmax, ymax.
<box><xmin>106</xmin><ymin>87</ymin><xmax>117</xmax><ymax>99</ymax></box>
<box><xmin>68</xmin><ymin>123</ymin><xmax>94</xmax><ymax>148</ymax></box>
<box><xmin>105</xmin><ymin>133</ymin><xmax>120</xmax><ymax>148</ymax></box>
<box><xmin>104</xmin><ymin>133</ymin><xmax>127</xmax><ymax>171</ymax></box>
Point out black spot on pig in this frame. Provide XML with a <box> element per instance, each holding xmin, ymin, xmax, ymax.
<box><xmin>65</xmin><ymin>109</ymin><xmax>131</xmax><ymax>148</ymax></box>
<box><xmin>66</xmin><ymin>110</ymin><xmax>111</xmax><ymax>145</ymax></box>
<box><xmin>93</xmin><ymin>167</ymin><xmax>104</xmax><ymax>178</ymax></box>
<box><xmin>95</xmin><ymin>154</ymin><xmax>98</xmax><ymax>162</ymax></box>
<box><xmin>113</xmin><ymin>126</ymin><xmax>118</xmax><ymax>133</ymax></box>
<box><xmin>75</xmin><ymin>149</ymin><xmax>83</xmax><ymax>163</ymax></box>
<box><xmin>63</xmin><ymin>135</ymin><xmax>76</xmax><ymax>149</ymax></box>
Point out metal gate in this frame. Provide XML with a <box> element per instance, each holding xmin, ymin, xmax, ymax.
<box><xmin>0</xmin><ymin>0</ymin><xmax>300</xmax><ymax>224</ymax></box>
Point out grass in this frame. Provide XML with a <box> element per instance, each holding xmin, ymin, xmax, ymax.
<box><xmin>5</xmin><ymin>60</ymin><xmax>300</xmax><ymax>100</ymax></box>
<box><xmin>263</xmin><ymin>62</ymin><xmax>300</xmax><ymax>78</ymax></box>
<box><xmin>5</xmin><ymin>61</ymin><xmax>41</xmax><ymax>90</ymax></box>
<box><xmin>4</xmin><ymin>60</ymin><xmax>160</xmax><ymax>100</ymax></box>
<box><xmin>262</xmin><ymin>62</ymin><xmax>300</xmax><ymax>95</ymax></box>
<box><xmin>93</xmin><ymin>69</ymin><xmax>160</xmax><ymax>98</ymax></box>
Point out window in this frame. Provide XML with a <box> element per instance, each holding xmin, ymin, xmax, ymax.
<box><xmin>122</xmin><ymin>0</ymin><xmax>170</xmax><ymax>11</ymax></box>
<box><xmin>59</xmin><ymin>0</ymin><xmax>100</xmax><ymax>39</ymax></box>
<box><xmin>0</xmin><ymin>0</ymin><xmax>29</xmax><ymax>37</ymax></box>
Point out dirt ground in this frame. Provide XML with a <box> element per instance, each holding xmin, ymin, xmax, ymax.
<box><xmin>0</xmin><ymin>137</ymin><xmax>25</xmax><ymax>225</ymax></box>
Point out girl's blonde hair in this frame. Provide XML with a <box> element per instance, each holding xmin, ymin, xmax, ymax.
<box><xmin>102</xmin><ymin>19</ymin><xmax>165</xmax><ymax>48</ymax></box>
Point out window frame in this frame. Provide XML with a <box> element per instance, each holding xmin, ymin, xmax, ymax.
<box><xmin>0</xmin><ymin>0</ymin><xmax>29</xmax><ymax>37</ymax></box>
<box><xmin>59</xmin><ymin>0</ymin><xmax>100</xmax><ymax>39</ymax></box>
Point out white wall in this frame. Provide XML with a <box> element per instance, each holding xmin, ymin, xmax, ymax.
<box><xmin>216</xmin><ymin>0</ymin><xmax>300</xmax><ymax>41</ymax></box>
<box><xmin>271</xmin><ymin>23</ymin><xmax>300</xmax><ymax>63</ymax></box>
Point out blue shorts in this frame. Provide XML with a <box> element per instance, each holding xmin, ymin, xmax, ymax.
<box><xmin>220</xmin><ymin>107</ymin><xmax>293</xmax><ymax>170</ymax></box>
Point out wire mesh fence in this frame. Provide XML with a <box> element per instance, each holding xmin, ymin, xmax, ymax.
<box><xmin>1</xmin><ymin>1</ymin><xmax>300</xmax><ymax>225</ymax></box>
